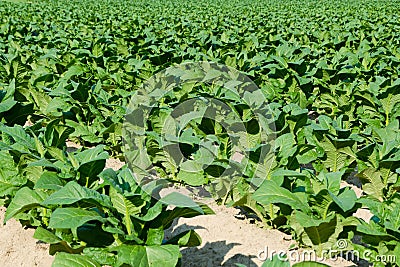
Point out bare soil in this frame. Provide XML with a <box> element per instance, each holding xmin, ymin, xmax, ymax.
<box><xmin>0</xmin><ymin>146</ymin><xmax>370</xmax><ymax>266</ymax></box>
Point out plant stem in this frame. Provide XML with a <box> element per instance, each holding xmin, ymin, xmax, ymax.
<box><xmin>386</xmin><ymin>112</ymin><xmax>389</xmax><ymax>126</ymax></box>
<box><xmin>126</xmin><ymin>216</ymin><xmax>132</xmax><ymax>236</ymax></box>
<box><xmin>269</xmin><ymin>203</ymin><xmax>275</xmax><ymax>221</ymax></box>
<box><xmin>222</xmin><ymin>191</ymin><xmax>230</xmax><ymax>205</ymax></box>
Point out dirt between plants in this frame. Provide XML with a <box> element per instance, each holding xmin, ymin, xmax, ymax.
<box><xmin>0</xmin><ymin>206</ymin><xmax>54</xmax><ymax>267</ymax></box>
<box><xmin>0</xmin><ymin>149</ymin><xmax>371</xmax><ymax>267</ymax></box>
<box><xmin>0</xmin><ymin>203</ymin><xmax>361</xmax><ymax>267</ymax></box>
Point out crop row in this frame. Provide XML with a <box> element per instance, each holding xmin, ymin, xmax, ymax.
<box><xmin>0</xmin><ymin>0</ymin><xmax>399</xmax><ymax>266</ymax></box>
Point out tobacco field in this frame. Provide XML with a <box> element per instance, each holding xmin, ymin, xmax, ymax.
<box><xmin>0</xmin><ymin>0</ymin><xmax>400</xmax><ymax>266</ymax></box>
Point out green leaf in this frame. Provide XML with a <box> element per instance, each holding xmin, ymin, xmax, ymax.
<box><xmin>329</xmin><ymin>188</ymin><xmax>357</xmax><ymax>212</ymax></box>
<box><xmin>99</xmin><ymin>168</ymin><xmax>124</xmax><ymax>193</ymax></box>
<box><xmin>0</xmin><ymin>90</ymin><xmax>17</xmax><ymax>113</ymax></box>
<box><xmin>159</xmin><ymin>192</ymin><xmax>204</xmax><ymax>214</ymax></box>
<box><xmin>146</xmin><ymin>226</ymin><xmax>164</xmax><ymax>246</ymax></box>
<box><xmin>0</xmin><ymin>151</ymin><xmax>25</xmax><ymax>197</ymax></box>
<box><xmin>75</xmin><ymin>145</ymin><xmax>109</xmax><ymax>179</ymax></box>
<box><xmin>66</xmin><ymin>120</ymin><xmax>103</xmax><ymax>143</ymax></box>
<box><xmin>260</xmin><ymin>254</ymin><xmax>290</xmax><ymax>267</ymax></box>
<box><xmin>253</xmin><ymin>180</ymin><xmax>310</xmax><ymax>213</ymax></box>
<box><xmin>4</xmin><ymin>187</ymin><xmax>47</xmax><ymax>222</ymax></box>
<box><xmin>44</xmin><ymin>120</ymin><xmax>74</xmax><ymax>148</ymax></box>
<box><xmin>77</xmin><ymin>222</ymin><xmax>115</xmax><ymax>247</ymax></box>
<box><xmin>3</xmin><ymin>103</ymin><xmax>34</xmax><ymax>126</ymax></box>
<box><xmin>47</xmin><ymin>147</ymin><xmax>67</xmax><ymax>162</ymax></box>
<box><xmin>52</xmin><ymin>252</ymin><xmax>100</xmax><ymax>267</ymax></box>
<box><xmin>356</xmin><ymin>220</ymin><xmax>390</xmax><ymax>237</ymax></box>
<box><xmin>380</xmin><ymin>93</ymin><xmax>400</xmax><ymax>126</ymax></box>
<box><xmin>49</xmin><ymin>208</ymin><xmax>106</xmax><ymax>229</ymax></box>
<box><xmin>49</xmin><ymin>241</ymin><xmax>84</xmax><ymax>255</ymax></box>
<box><xmin>317</xmin><ymin>171</ymin><xmax>344</xmax><ymax>195</ymax></box>
<box><xmin>112</xmin><ymin>244</ymin><xmax>180</xmax><ymax>267</ymax></box>
<box><xmin>165</xmin><ymin>229</ymin><xmax>202</xmax><ymax>247</ymax></box>
<box><xmin>61</xmin><ymin>65</ymin><xmax>84</xmax><ymax>81</ymax></box>
<box><xmin>176</xmin><ymin>169</ymin><xmax>206</xmax><ymax>186</ymax></box>
<box><xmin>42</xmin><ymin>181</ymin><xmax>112</xmax><ymax>208</ymax></box>
<box><xmin>310</xmin><ymin>190</ymin><xmax>334</xmax><ymax>219</ymax></box>
<box><xmin>33</xmin><ymin>227</ymin><xmax>62</xmax><ymax>244</ymax></box>
<box><xmin>0</xmin><ymin>124</ymin><xmax>35</xmax><ymax>151</ymax></box>
<box><xmin>384</xmin><ymin>196</ymin><xmax>400</xmax><ymax>232</ymax></box>
<box><xmin>291</xmin><ymin>211</ymin><xmax>347</xmax><ymax>255</ymax></box>
<box><xmin>34</xmin><ymin>171</ymin><xmax>65</xmax><ymax>190</ymax></box>
<box><xmin>75</xmin><ymin>145</ymin><xmax>109</xmax><ymax>164</ymax></box>
<box><xmin>82</xmin><ymin>247</ymin><xmax>117</xmax><ymax>266</ymax></box>
<box><xmin>45</xmin><ymin>98</ymin><xmax>72</xmax><ymax>117</ymax></box>
<box><xmin>28</xmin><ymin>89</ymin><xmax>52</xmax><ymax>115</ymax></box>
<box><xmin>110</xmin><ymin>187</ymin><xmax>145</xmax><ymax>235</ymax></box>
<box><xmin>131</xmin><ymin>202</ymin><xmax>163</xmax><ymax>222</ymax></box>
<box><xmin>0</xmin><ymin>181</ymin><xmax>18</xmax><ymax>197</ymax></box>
<box><xmin>0</xmin><ymin>79</ymin><xmax>17</xmax><ymax>114</ymax></box>
<box><xmin>357</xmin><ymin>168</ymin><xmax>385</xmax><ymax>201</ymax></box>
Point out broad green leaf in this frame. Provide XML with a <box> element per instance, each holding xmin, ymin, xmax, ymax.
<box><xmin>0</xmin><ymin>79</ymin><xmax>17</xmax><ymax>113</ymax></box>
<box><xmin>357</xmin><ymin>168</ymin><xmax>385</xmax><ymax>201</ymax></box>
<box><xmin>49</xmin><ymin>208</ymin><xmax>106</xmax><ymax>229</ymax></box>
<box><xmin>42</xmin><ymin>181</ymin><xmax>112</xmax><ymax>208</ymax></box>
<box><xmin>291</xmin><ymin>211</ymin><xmax>349</xmax><ymax>255</ymax></box>
<box><xmin>109</xmin><ymin>187</ymin><xmax>145</xmax><ymax>235</ymax></box>
<box><xmin>75</xmin><ymin>146</ymin><xmax>109</xmax><ymax>181</ymax></box>
<box><xmin>317</xmin><ymin>171</ymin><xmax>344</xmax><ymax>195</ymax></box>
<box><xmin>356</xmin><ymin>220</ymin><xmax>391</xmax><ymax>237</ymax></box>
<box><xmin>112</xmin><ymin>244</ymin><xmax>180</xmax><ymax>267</ymax></box>
<box><xmin>45</xmin><ymin>98</ymin><xmax>71</xmax><ymax>117</ymax></box>
<box><xmin>49</xmin><ymin>241</ymin><xmax>84</xmax><ymax>255</ymax></box>
<box><xmin>66</xmin><ymin>120</ymin><xmax>103</xmax><ymax>143</ymax></box>
<box><xmin>160</xmin><ymin>204</ymin><xmax>214</xmax><ymax>229</ymax></box>
<box><xmin>176</xmin><ymin>169</ymin><xmax>205</xmax><ymax>186</ymax></box>
<box><xmin>131</xmin><ymin>201</ymin><xmax>163</xmax><ymax>222</ymax></box>
<box><xmin>34</xmin><ymin>171</ymin><xmax>65</xmax><ymax>190</ymax></box>
<box><xmin>0</xmin><ymin>181</ymin><xmax>17</xmax><ymax>197</ymax></box>
<box><xmin>0</xmin><ymin>151</ymin><xmax>25</xmax><ymax>196</ymax></box>
<box><xmin>383</xmin><ymin>195</ymin><xmax>400</xmax><ymax>231</ymax></box>
<box><xmin>329</xmin><ymin>188</ymin><xmax>357</xmax><ymax>213</ymax></box>
<box><xmin>61</xmin><ymin>65</ymin><xmax>84</xmax><ymax>81</ymax></box>
<box><xmin>146</xmin><ymin>226</ymin><xmax>164</xmax><ymax>246</ymax></box>
<box><xmin>33</xmin><ymin>227</ymin><xmax>62</xmax><ymax>244</ymax></box>
<box><xmin>380</xmin><ymin>93</ymin><xmax>400</xmax><ymax>126</ymax></box>
<box><xmin>253</xmin><ymin>180</ymin><xmax>310</xmax><ymax>213</ymax></box>
<box><xmin>165</xmin><ymin>229</ymin><xmax>202</xmax><ymax>247</ymax></box>
<box><xmin>99</xmin><ymin>168</ymin><xmax>124</xmax><ymax>193</ymax></box>
<box><xmin>52</xmin><ymin>252</ymin><xmax>100</xmax><ymax>267</ymax></box>
<box><xmin>77</xmin><ymin>223</ymin><xmax>115</xmax><ymax>247</ymax></box>
<box><xmin>159</xmin><ymin>192</ymin><xmax>203</xmax><ymax>213</ymax></box>
<box><xmin>44</xmin><ymin>120</ymin><xmax>74</xmax><ymax>148</ymax></box>
<box><xmin>82</xmin><ymin>247</ymin><xmax>117</xmax><ymax>266</ymax></box>
<box><xmin>28</xmin><ymin>88</ymin><xmax>52</xmax><ymax>115</ymax></box>
<box><xmin>0</xmin><ymin>95</ymin><xmax>18</xmax><ymax>114</ymax></box>
<box><xmin>4</xmin><ymin>187</ymin><xmax>47</xmax><ymax>222</ymax></box>
<box><xmin>0</xmin><ymin>124</ymin><xmax>35</xmax><ymax>151</ymax></box>
<box><xmin>74</xmin><ymin>145</ymin><xmax>109</xmax><ymax>165</ymax></box>
<box><xmin>310</xmin><ymin>190</ymin><xmax>333</xmax><ymax>219</ymax></box>
<box><xmin>260</xmin><ymin>254</ymin><xmax>290</xmax><ymax>267</ymax></box>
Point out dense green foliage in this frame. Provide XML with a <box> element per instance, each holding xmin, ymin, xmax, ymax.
<box><xmin>1</xmin><ymin>0</ymin><xmax>400</xmax><ymax>266</ymax></box>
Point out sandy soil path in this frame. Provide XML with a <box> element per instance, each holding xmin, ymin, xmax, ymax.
<box><xmin>0</xmin><ymin>152</ymin><xmax>365</xmax><ymax>267</ymax></box>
